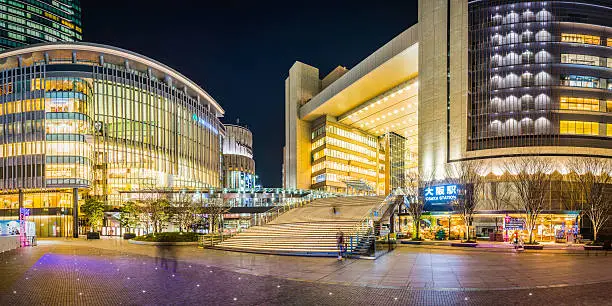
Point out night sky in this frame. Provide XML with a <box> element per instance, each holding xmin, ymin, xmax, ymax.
<box><xmin>81</xmin><ymin>1</ymin><xmax>418</xmax><ymax>187</ymax></box>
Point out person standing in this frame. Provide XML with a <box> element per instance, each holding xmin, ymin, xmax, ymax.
<box><xmin>336</xmin><ymin>230</ymin><xmax>344</xmax><ymax>260</ymax></box>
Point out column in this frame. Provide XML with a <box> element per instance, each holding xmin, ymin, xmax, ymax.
<box><xmin>73</xmin><ymin>188</ymin><xmax>79</xmax><ymax>238</ymax></box>
<box><xmin>18</xmin><ymin>189</ymin><xmax>23</xmax><ymax>212</ymax></box>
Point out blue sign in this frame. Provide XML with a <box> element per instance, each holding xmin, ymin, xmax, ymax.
<box><xmin>423</xmin><ymin>184</ymin><xmax>459</xmax><ymax>204</ymax></box>
<box><xmin>192</xmin><ymin>113</ymin><xmax>219</xmax><ymax>134</ymax></box>
<box><xmin>504</xmin><ymin>217</ymin><xmax>525</xmax><ymax>230</ymax></box>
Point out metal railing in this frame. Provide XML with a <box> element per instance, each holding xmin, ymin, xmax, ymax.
<box><xmin>346</xmin><ymin>194</ymin><xmax>399</xmax><ymax>258</ymax></box>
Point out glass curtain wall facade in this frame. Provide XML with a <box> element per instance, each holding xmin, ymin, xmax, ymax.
<box><xmin>222</xmin><ymin>124</ymin><xmax>255</xmax><ymax>190</ymax></box>
<box><xmin>0</xmin><ymin>0</ymin><xmax>81</xmax><ymax>51</ymax></box>
<box><xmin>469</xmin><ymin>0</ymin><xmax>612</xmax><ymax>151</ymax></box>
<box><xmin>0</xmin><ymin>43</ymin><xmax>224</xmax><ymax>237</ymax></box>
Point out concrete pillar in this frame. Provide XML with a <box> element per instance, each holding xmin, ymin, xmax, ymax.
<box><xmin>18</xmin><ymin>189</ymin><xmax>24</xmax><ymax>246</ymax></box>
<box><xmin>72</xmin><ymin>188</ymin><xmax>78</xmax><ymax>238</ymax></box>
<box><xmin>18</xmin><ymin>189</ymin><xmax>23</xmax><ymax>211</ymax></box>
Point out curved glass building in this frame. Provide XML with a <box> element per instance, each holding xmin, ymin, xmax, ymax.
<box><xmin>0</xmin><ymin>0</ymin><xmax>82</xmax><ymax>51</ymax></box>
<box><xmin>0</xmin><ymin>43</ymin><xmax>224</xmax><ymax>237</ymax></box>
<box><xmin>469</xmin><ymin>0</ymin><xmax>612</xmax><ymax>152</ymax></box>
<box><xmin>222</xmin><ymin>124</ymin><xmax>255</xmax><ymax>189</ymax></box>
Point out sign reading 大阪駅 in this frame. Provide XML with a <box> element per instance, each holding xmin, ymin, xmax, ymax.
<box><xmin>423</xmin><ymin>184</ymin><xmax>459</xmax><ymax>204</ymax></box>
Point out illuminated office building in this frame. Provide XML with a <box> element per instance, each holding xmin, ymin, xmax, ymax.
<box><xmin>0</xmin><ymin>0</ymin><xmax>81</xmax><ymax>51</ymax></box>
<box><xmin>284</xmin><ymin>0</ymin><xmax>612</xmax><ymax>236</ymax></box>
<box><xmin>285</xmin><ymin>0</ymin><xmax>612</xmax><ymax>192</ymax></box>
<box><xmin>0</xmin><ymin>43</ymin><xmax>224</xmax><ymax>237</ymax></box>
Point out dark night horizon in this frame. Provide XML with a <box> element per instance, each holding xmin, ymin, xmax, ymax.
<box><xmin>81</xmin><ymin>1</ymin><xmax>418</xmax><ymax>187</ymax></box>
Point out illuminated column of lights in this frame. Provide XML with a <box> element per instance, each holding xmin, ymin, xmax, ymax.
<box><xmin>469</xmin><ymin>0</ymin><xmax>612</xmax><ymax>151</ymax></box>
<box><xmin>470</xmin><ymin>1</ymin><xmax>555</xmax><ymax>150</ymax></box>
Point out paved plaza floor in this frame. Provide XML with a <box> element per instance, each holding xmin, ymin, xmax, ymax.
<box><xmin>0</xmin><ymin>238</ymin><xmax>611</xmax><ymax>305</ymax></box>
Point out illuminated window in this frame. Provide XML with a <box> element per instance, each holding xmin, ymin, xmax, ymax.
<box><xmin>561</xmin><ymin>75</ymin><xmax>600</xmax><ymax>88</ymax></box>
<box><xmin>607</xmin><ymin>101</ymin><xmax>612</xmax><ymax>112</ymax></box>
<box><xmin>559</xmin><ymin>97</ymin><xmax>600</xmax><ymax>111</ymax></box>
<box><xmin>561</xmin><ymin>54</ymin><xmax>604</xmax><ymax>67</ymax></box>
<box><xmin>608</xmin><ymin>124</ymin><xmax>612</xmax><ymax>136</ymax></box>
<box><xmin>560</xmin><ymin>120</ymin><xmax>599</xmax><ymax>135</ymax></box>
<box><xmin>608</xmin><ymin>38</ymin><xmax>612</xmax><ymax>47</ymax></box>
<box><xmin>561</xmin><ymin>33</ymin><xmax>601</xmax><ymax>45</ymax></box>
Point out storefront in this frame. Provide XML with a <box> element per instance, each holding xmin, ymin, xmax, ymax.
<box><xmin>397</xmin><ymin>211</ymin><xmax>580</xmax><ymax>242</ymax></box>
<box><xmin>0</xmin><ymin>191</ymin><xmax>75</xmax><ymax>238</ymax></box>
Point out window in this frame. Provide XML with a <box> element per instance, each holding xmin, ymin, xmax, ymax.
<box><xmin>561</xmin><ymin>75</ymin><xmax>600</xmax><ymax>88</ymax></box>
<box><xmin>560</xmin><ymin>121</ymin><xmax>599</xmax><ymax>135</ymax></box>
<box><xmin>608</xmin><ymin>124</ymin><xmax>612</xmax><ymax>136</ymax></box>
<box><xmin>559</xmin><ymin>97</ymin><xmax>600</xmax><ymax>111</ymax></box>
<box><xmin>608</xmin><ymin>38</ymin><xmax>612</xmax><ymax>47</ymax></box>
<box><xmin>561</xmin><ymin>33</ymin><xmax>601</xmax><ymax>45</ymax></box>
<box><xmin>561</xmin><ymin>54</ymin><xmax>604</xmax><ymax>67</ymax></box>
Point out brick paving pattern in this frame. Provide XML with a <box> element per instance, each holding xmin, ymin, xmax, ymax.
<box><xmin>0</xmin><ymin>240</ymin><xmax>611</xmax><ymax>305</ymax></box>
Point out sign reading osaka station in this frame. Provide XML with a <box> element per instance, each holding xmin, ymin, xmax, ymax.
<box><xmin>423</xmin><ymin>184</ymin><xmax>459</xmax><ymax>204</ymax></box>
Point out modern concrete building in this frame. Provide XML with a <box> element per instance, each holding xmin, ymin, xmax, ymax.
<box><xmin>0</xmin><ymin>0</ymin><xmax>82</xmax><ymax>51</ymax></box>
<box><xmin>284</xmin><ymin>27</ymin><xmax>419</xmax><ymax>195</ymax></box>
<box><xmin>284</xmin><ymin>0</ymin><xmax>612</xmax><ymax>239</ymax></box>
<box><xmin>0</xmin><ymin>43</ymin><xmax>225</xmax><ymax>237</ymax></box>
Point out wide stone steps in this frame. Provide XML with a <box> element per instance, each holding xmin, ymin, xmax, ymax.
<box><xmin>214</xmin><ymin>196</ymin><xmax>386</xmax><ymax>256</ymax></box>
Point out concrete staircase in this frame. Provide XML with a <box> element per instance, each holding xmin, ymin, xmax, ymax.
<box><xmin>213</xmin><ymin>196</ymin><xmax>386</xmax><ymax>256</ymax></box>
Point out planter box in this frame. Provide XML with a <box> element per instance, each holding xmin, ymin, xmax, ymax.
<box><xmin>523</xmin><ymin>245</ymin><xmax>543</xmax><ymax>250</ymax></box>
<box><xmin>400</xmin><ymin>240</ymin><xmax>423</xmax><ymax>245</ymax></box>
<box><xmin>451</xmin><ymin>242</ymin><xmax>478</xmax><ymax>248</ymax></box>
<box><xmin>583</xmin><ymin>245</ymin><xmax>604</xmax><ymax>251</ymax></box>
<box><xmin>127</xmin><ymin>240</ymin><xmax>198</xmax><ymax>246</ymax></box>
<box><xmin>86</xmin><ymin>232</ymin><xmax>100</xmax><ymax>240</ymax></box>
<box><xmin>123</xmin><ymin>233</ymin><xmax>136</xmax><ymax>240</ymax></box>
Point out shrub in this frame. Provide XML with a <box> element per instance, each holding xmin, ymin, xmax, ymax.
<box><xmin>123</xmin><ymin>233</ymin><xmax>136</xmax><ymax>240</ymax></box>
<box><xmin>133</xmin><ymin>232</ymin><xmax>199</xmax><ymax>242</ymax></box>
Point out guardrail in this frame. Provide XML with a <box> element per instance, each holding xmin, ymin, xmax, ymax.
<box><xmin>198</xmin><ymin>233</ymin><xmax>238</xmax><ymax>247</ymax></box>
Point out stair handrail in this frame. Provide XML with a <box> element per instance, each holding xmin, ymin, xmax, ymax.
<box><xmin>346</xmin><ymin>194</ymin><xmax>396</xmax><ymax>253</ymax></box>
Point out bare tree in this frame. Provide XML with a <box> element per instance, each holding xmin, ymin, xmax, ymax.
<box><xmin>204</xmin><ymin>196</ymin><xmax>231</xmax><ymax>235</ymax></box>
<box><xmin>446</xmin><ymin>161</ymin><xmax>485</xmax><ymax>242</ymax></box>
<box><xmin>140</xmin><ymin>198</ymin><xmax>171</xmax><ymax>234</ymax></box>
<box><xmin>485</xmin><ymin>180</ymin><xmax>514</xmax><ymax>232</ymax></box>
<box><xmin>505</xmin><ymin>157</ymin><xmax>552</xmax><ymax>244</ymax></box>
<box><xmin>567</xmin><ymin>157</ymin><xmax>612</xmax><ymax>242</ymax></box>
<box><xmin>171</xmin><ymin>192</ymin><xmax>200</xmax><ymax>232</ymax></box>
<box><xmin>400</xmin><ymin>171</ymin><xmax>434</xmax><ymax>240</ymax></box>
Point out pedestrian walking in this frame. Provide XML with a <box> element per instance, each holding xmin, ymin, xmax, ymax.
<box><xmin>336</xmin><ymin>230</ymin><xmax>344</xmax><ymax>260</ymax></box>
